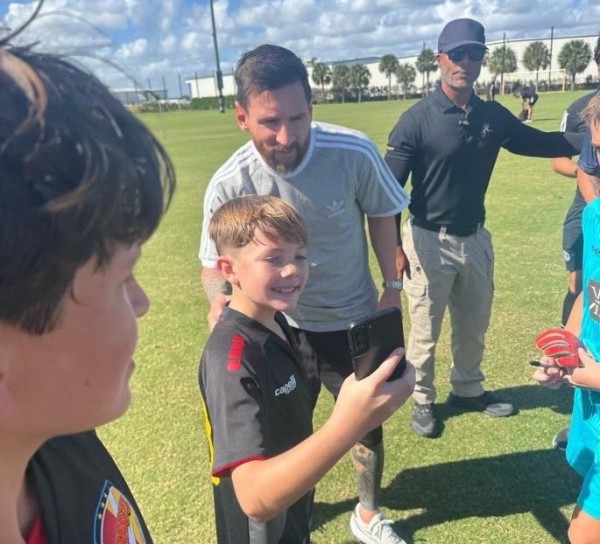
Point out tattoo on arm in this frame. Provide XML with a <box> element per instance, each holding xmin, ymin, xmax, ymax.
<box><xmin>203</xmin><ymin>275</ymin><xmax>231</xmax><ymax>301</ymax></box>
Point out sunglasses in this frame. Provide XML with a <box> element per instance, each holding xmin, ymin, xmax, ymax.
<box><xmin>447</xmin><ymin>47</ymin><xmax>486</xmax><ymax>63</ymax></box>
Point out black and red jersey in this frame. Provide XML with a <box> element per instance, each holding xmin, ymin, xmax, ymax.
<box><xmin>199</xmin><ymin>307</ymin><xmax>313</xmax><ymax>544</ymax></box>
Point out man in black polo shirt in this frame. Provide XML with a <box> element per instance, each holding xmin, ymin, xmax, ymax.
<box><xmin>384</xmin><ymin>17</ymin><xmax>582</xmax><ymax>438</ymax></box>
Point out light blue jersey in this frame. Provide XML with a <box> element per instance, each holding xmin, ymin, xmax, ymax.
<box><xmin>567</xmin><ymin>197</ymin><xmax>600</xmax><ymax>519</ymax></box>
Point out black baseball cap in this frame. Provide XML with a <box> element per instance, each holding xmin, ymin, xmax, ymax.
<box><xmin>438</xmin><ymin>18</ymin><xmax>487</xmax><ymax>53</ymax></box>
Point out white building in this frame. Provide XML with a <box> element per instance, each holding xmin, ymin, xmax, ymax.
<box><xmin>186</xmin><ymin>33</ymin><xmax>599</xmax><ymax>101</ymax></box>
<box><xmin>185</xmin><ymin>70</ymin><xmax>236</xmax><ymax>100</ymax></box>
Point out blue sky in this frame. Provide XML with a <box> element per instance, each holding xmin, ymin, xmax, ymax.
<box><xmin>2</xmin><ymin>0</ymin><xmax>600</xmax><ymax>97</ymax></box>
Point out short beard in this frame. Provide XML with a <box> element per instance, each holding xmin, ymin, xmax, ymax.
<box><xmin>442</xmin><ymin>73</ymin><xmax>473</xmax><ymax>91</ymax></box>
<box><xmin>256</xmin><ymin>140</ymin><xmax>307</xmax><ymax>174</ymax></box>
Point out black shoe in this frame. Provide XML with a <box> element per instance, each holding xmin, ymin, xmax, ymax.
<box><xmin>448</xmin><ymin>391</ymin><xmax>514</xmax><ymax>417</ymax></box>
<box><xmin>552</xmin><ymin>427</ymin><xmax>569</xmax><ymax>451</ymax></box>
<box><xmin>411</xmin><ymin>402</ymin><xmax>437</xmax><ymax>437</ymax></box>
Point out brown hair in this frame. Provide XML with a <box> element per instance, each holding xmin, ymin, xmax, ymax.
<box><xmin>0</xmin><ymin>47</ymin><xmax>175</xmax><ymax>334</ymax></box>
<box><xmin>234</xmin><ymin>44</ymin><xmax>312</xmax><ymax>108</ymax></box>
<box><xmin>209</xmin><ymin>195</ymin><xmax>307</xmax><ymax>255</ymax></box>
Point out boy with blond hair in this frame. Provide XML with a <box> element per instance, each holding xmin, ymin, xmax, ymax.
<box><xmin>200</xmin><ymin>195</ymin><xmax>415</xmax><ymax>544</ymax></box>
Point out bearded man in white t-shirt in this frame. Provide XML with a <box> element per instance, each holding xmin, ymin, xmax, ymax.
<box><xmin>199</xmin><ymin>44</ymin><xmax>410</xmax><ymax>544</ymax></box>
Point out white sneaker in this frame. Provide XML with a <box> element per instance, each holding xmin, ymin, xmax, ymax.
<box><xmin>349</xmin><ymin>504</ymin><xmax>406</xmax><ymax>544</ymax></box>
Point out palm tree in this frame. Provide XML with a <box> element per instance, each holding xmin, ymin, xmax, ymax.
<box><xmin>415</xmin><ymin>47</ymin><xmax>437</xmax><ymax>95</ymax></box>
<box><xmin>332</xmin><ymin>64</ymin><xmax>351</xmax><ymax>103</ymax></box>
<box><xmin>379</xmin><ymin>54</ymin><xmax>399</xmax><ymax>100</ymax></box>
<box><xmin>522</xmin><ymin>41</ymin><xmax>550</xmax><ymax>88</ymax></box>
<box><xmin>349</xmin><ymin>64</ymin><xmax>371</xmax><ymax>103</ymax></box>
<box><xmin>311</xmin><ymin>61</ymin><xmax>332</xmax><ymax>103</ymax></box>
<box><xmin>487</xmin><ymin>45</ymin><xmax>518</xmax><ymax>93</ymax></box>
<box><xmin>395</xmin><ymin>63</ymin><xmax>416</xmax><ymax>99</ymax></box>
<box><xmin>558</xmin><ymin>40</ymin><xmax>592</xmax><ymax>90</ymax></box>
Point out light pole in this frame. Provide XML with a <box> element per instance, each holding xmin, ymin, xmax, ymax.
<box><xmin>209</xmin><ymin>0</ymin><xmax>225</xmax><ymax>113</ymax></box>
<box><xmin>500</xmin><ymin>32</ymin><xmax>506</xmax><ymax>95</ymax></box>
<box><xmin>548</xmin><ymin>26</ymin><xmax>554</xmax><ymax>91</ymax></box>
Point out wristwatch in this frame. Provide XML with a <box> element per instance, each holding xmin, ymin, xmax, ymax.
<box><xmin>382</xmin><ymin>279</ymin><xmax>403</xmax><ymax>290</ymax></box>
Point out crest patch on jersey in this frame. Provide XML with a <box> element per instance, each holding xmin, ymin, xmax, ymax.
<box><xmin>94</xmin><ymin>481</ymin><xmax>146</xmax><ymax>544</ymax></box>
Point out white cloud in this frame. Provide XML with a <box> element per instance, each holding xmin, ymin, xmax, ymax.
<box><xmin>161</xmin><ymin>33</ymin><xmax>177</xmax><ymax>54</ymax></box>
<box><xmin>116</xmin><ymin>37</ymin><xmax>148</xmax><ymax>58</ymax></box>
<box><xmin>1</xmin><ymin>0</ymin><xmax>600</xmax><ymax>98</ymax></box>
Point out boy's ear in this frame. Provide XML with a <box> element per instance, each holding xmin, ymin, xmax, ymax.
<box><xmin>216</xmin><ymin>255</ymin><xmax>239</xmax><ymax>286</ymax></box>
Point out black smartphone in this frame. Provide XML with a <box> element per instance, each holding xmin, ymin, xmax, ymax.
<box><xmin>347</xmin><ymin>306</ymin><xmax>406</xmax><ymax>381</ymax></box>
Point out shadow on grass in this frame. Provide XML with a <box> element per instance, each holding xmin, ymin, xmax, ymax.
<box><xmin>486</xmin><ymin>383</ymin><xmax>572</xmax><ymax>415</ymax></box>
<box><xmin>313</xmin><ymin>448</ymin><xmax>577</xmax><ymax>543</ymax></box>
<box><xmin>428</xmin><ymin>383</ymin><xmax>574</xmax><ymax>435</ymax></box>
<box><xmin>312</xmin><ymin>383</ymin><xmax>576</xmax><ymax>542</ymax></box>
<box><xmin>385</xmin><ymin>448</ymin><xmax>576</xmax><ymax>543</ymax></box>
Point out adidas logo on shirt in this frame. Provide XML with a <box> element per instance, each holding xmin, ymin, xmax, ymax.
<box><xmin>326</xmin><ymin>199</ymin><xmax>345</xmax><ymax>218</ymax></box>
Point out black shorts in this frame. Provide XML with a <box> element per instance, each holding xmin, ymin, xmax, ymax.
<box><xmin>562</xmin><ymin>191</ymin><xmax>585</xmax><ymax>272</ymax></box>
<box><xmin>293</xmin><ymin>327</ymin><xmax>383</xmax><ymax>448</ymax></box>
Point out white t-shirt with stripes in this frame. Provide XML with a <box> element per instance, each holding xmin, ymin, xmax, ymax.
<box><xmin>199</xmin><ymin>122</ymin><xmax>410</xmax><ymax>332</ymax></box>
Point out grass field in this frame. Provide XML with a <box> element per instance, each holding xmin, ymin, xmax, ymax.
<box><xmin>98</xmin><ymin>90</ymin><xmax>593</xmax><ymax>544</ymax></box>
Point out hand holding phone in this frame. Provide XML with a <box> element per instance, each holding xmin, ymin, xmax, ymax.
<box><xmin>347</xmin><ymin>307</ymin><xmax>406</xmax><ymax>381</ymax></box>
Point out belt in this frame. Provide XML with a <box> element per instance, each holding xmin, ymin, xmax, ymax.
<box><xmin>410</xmin><ymin>215</ymin><xmax>483</xmax><ymax>237</ymax></box>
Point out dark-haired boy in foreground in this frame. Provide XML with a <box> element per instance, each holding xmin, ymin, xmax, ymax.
<box><xmin>0</xmin><ymin>46</ymin><xmax>175</xmax><ymax>543</ymax></box>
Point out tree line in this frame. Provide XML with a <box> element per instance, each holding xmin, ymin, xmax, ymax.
<box><xmin>309</xmin><ymin>35</ymin><xmax>600</xmax><ymax>103</ymax></box>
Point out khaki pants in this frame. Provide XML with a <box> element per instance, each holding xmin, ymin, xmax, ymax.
<box><xmin>402</xmin><ymin>219</ymin><xmax>495</xmax><ymax>404</ymax></box>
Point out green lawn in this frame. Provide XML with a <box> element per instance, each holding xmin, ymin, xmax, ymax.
<box><xmin>98</xmin><ymin>89</ymin><xmax>593</xmax><ymax>544</ymax></box>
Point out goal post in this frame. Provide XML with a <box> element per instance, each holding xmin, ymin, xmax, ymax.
<box><xmin>501</xmin><ymin>69</ymin><xmax>567</xmax><ymax>92</ymax></box>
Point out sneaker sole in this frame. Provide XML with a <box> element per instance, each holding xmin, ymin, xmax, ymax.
<box><xmin>483</xmin><ymin>405</ymin><xmax>515</xmax><ymax>417</ymax></box>
<box><xmin>411</xmin><ymin>420</ymin><xmax>437</xmax><ymax>438</ymax></box>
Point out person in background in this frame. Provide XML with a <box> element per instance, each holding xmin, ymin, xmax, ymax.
<box><xmin>513</xmin><ymin>84</ymin><xmax>539</xmax><ymax>122</ymax></box>
<box><xmin>384</xmin><ymin>17</ymin><xmax>582</xmax><ymax>439</ymax></box>
<box><xmin>487</xmin><ymin>73</ymin><xmax>497</xmax><ymax>101</ymax></box>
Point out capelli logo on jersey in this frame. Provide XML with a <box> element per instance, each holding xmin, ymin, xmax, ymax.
<box><xmin>274</xmin><ymin>374</ymin><xmax>297</xmax><ymax>396</ymax></box>
<box><xmin>94</xmin><ymin>481</ymin><xmax>146</xmax><ymax>544</ymax></box>
<box><xmin>588</xmin><ymin>280</ymin><xmax>600</xmax><ymax>323</ymax></box>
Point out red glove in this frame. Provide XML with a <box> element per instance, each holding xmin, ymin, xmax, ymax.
<box><xmin>534</xmin><ymin>328</ymin><xmax>581</xmax><ymax>368</ymax></box>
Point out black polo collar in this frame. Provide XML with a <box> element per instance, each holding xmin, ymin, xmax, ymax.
<box><xmin>432</xmin><ymin>86</ymin><xmax>480</xmax><ymax>114</ymax></box>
